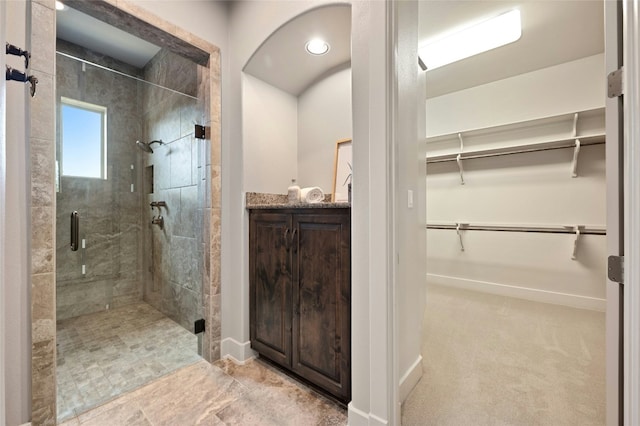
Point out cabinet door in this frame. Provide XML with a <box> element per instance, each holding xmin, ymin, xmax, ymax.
<box><xmin>291</xmin><ymin>211</ymin><xmax>351</xmax><ymax>401</ymax></box>
<box><xmin>249</xmin><ymin>212</ymin><xmax>292</xmax><ymax>368</ymax></box>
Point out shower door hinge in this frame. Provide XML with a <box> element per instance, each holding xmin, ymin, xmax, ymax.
<box><xmin>194</xmin><ymin>318</ymin><xmax>205</xmax><ymax>334</ymax></box>
<box><xmin>608</xmin><ymin>255</ymin><xmax>624</xmax><ymax>284</ymax></box>
<box><xmin>608</xmin><ymin>67</ymin><xmax>623</xmax><ymax>98</ymax></box>
<box><xmin>195</xmin><ymin>124</ymin><xmax>206</xmax><ymax>140</ymax></box>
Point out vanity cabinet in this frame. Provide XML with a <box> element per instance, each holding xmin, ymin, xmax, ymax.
<box><xmin>249</xmin><ymin>207</ymin><xmax>351</xmax><ymax>402</ymax></box>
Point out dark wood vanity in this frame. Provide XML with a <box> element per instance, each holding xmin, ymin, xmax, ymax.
<box><xmin>248</xmin><ymin>205</ymin><xmax>351</xmax><ymax>403</ymax></box>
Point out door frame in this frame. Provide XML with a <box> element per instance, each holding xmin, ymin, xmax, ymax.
<box><xmin>0</xmin><ymin>0</ymin><xmax>6</xmax><ymax>422</ymax></box>
<box><xmin>623</xmin><ymin>0</ymin><xmax>640</xmax><ymax>424</ymax></box>
<box><xmin>605</xmin><ymin>0</ymin><xmax>623</xmax><ymax>424</ymax></box>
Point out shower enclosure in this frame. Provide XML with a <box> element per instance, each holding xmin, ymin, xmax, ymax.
<box><xmin>55</xmin><ymin>36</ymin><xmax>211</xmax><ymax>420</ymax></box>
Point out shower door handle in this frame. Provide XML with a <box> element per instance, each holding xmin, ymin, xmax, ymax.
<box><xmin>70</xmin><ymin>211</ymin><xmax>79</xmax><ymax>251</ymax></box>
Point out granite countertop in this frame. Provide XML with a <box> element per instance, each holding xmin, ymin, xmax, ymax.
<box><xmin>245</xmin><ymin>192</ymin><xmax>350</xmax><ymax>210</ymax></box>
<box><xmin>247</xmin><ymin>202</ymin><xmax>351</xmax><ymax>210</ymax></box>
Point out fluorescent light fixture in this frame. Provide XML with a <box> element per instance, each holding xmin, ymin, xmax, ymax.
<box><xmin>55</xmin><ymin>1</ymin><xmax>66</xmax><ymax>10</ymax></box>
<box><xmin>305</xmin><ymin>38</ymin><xmax>330</xmax><ymax>55</ymax></box>
<box><xmin>418</xmin><ymin>9</ymin><xmax>521</xmax><ymax>71</ymax></box>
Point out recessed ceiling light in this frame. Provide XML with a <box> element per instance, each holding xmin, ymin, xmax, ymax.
<box><xmin>305</xmin><ymin>38</ymin><xmax>330</xmax><ymax>56</ymax></box>
<box><xmin>55</xmin><ymin>1</ymin><xmax>66</xmax><ymax>10</ymax></box>
<box><xmin>418</xmin><ymin>9</ymin><xmax>522</xmax><ymax>71</ymax></box>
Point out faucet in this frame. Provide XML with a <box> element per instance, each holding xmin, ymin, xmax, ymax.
<box><xmin>151</xmin><ymin>215</ymin><xmax>164</xmax><ymax>230</ymax></box>
<box><xmin>150</xmin><ymin>201</ymin><xmax>167</xmax><ymax>217</ymax></box>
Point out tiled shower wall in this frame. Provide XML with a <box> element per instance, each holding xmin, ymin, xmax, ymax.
<box><xmin>141</xmin><ymin>49</ymin><xmax>208</xmax><ymax>334</ymax></box>
<box><xmin>55</xmin><ymin>40</ymin><xmax>144</xmax><ymax>320</ymax></box>
<box><xmin>30</xmin><ymin>1</ymin><xmax>221</xmax><ymax>421</ymax></box>
<box><xmin>30</xmin><ymin>1</ymin><xmax>58</xmax><ymax>422</ymax></box>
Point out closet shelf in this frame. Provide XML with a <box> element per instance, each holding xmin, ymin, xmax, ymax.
<box><xmin>426</xmin><ymin>107</ymin><xmax>604</xmax><ymax>141</ymax></box>
<box><xmin>426</xmin><ymin>134</ymin><xmax>605</xmax><ymax>164</ymax></box>
<box><xmin>426</xmin><ymin>222</ymin><xmax>606</xmax><ymax>235</ymax></box>
<box><xmin>425</xmin><ymin>107</ymin><xmax>606</xmax><ymax>168</ymax></box>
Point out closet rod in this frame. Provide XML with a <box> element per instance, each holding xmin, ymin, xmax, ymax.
<box><xmin>426</xmin><ymin>223</ymin><xmax>606</xmax><ymax>235</ymax></box>
<box><xmin>426</xmin><ymin>140</ymin><xmax>605</xmax><ymax>164</ymax></box>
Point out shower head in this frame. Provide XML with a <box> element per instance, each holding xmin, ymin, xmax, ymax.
<box><xmin>136</xmin><ymin>140</ymin><xmax>163</xmax><ymax>153</ymax></box>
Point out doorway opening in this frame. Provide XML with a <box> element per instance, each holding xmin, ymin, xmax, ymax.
<box><xmin>403</xmin><ymin>2</ymin><xmax>607</xmax><ymax>423</ymax></box>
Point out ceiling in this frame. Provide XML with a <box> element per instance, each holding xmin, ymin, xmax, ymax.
<box><xmin>56</xmin><ymin>1</ymin><xmax>605</xmax><ymax>97</ymax></box>
<box><xmin>243</xmin><ymin>5</ymin><xmax>352</xmax><ymax>96</ymax></box>
<box><xmin>421</xmin><ymin>1</ymin><xmax>604</xmax><ymax>98</ymax></box>
<box><xmin>57</xmin><ymin>4</ymin><xmax>161</xmax><ymax>68</ymax></box>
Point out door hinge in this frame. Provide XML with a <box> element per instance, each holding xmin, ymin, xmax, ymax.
<box><xmin>194</xmin><ymin>318</ymin><xmax>205</xmax><ymax>334</ymax></box>
<box><xmin>608</xmin><ymin>255</ymin><xmax>624</xmax><ymax>284</ymax></box>
<box><xmin>608</xmin><ymin>67</ymin><xmax>624</xmax><ymax>98</ymax></box>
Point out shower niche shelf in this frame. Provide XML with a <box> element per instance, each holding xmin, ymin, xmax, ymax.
<box><xmin>145</xmin><ymin>165</ymin><xmax>154</xmax><ymax>194</ymax></box>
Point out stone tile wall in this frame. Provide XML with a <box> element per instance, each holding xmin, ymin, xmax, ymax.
<box><xmin>31</xmin><ymin>1</ymin><xmax>57</xmax><ymax>424</ymax></box>
<box><xmin>30</xmin><ymin>1</ymin><xmax>222</xmax><ymax>421</ymax></box>
<box><xmin>55</xmin><ymin>40</ymin><xmax>144</xmax><ymax>320</ymax></box>
<box><xmin>141</xmin><ymin>49</ymin><xmax>208</xmax><ymax>336</ymax></box>
<box><xmin>204</xmin><ymin>51</ymin><xmax>222</xmax><ymax>363</ymax></box>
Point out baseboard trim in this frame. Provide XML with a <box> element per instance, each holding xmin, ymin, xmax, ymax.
<box><xmin>369</xmin><ymin>413</ymin><xmax>389</xmax><ymax>425</ymax></box>
<box><xmin>399</xmin><ymin>355</ymin><xmax>423</xmax><ymax>402</ymax></box>
<box><xmin>348</xmin><ymin>403</ymin><xmax>389</xmax><ymax>426</ymax></box>
<box><xmin>427</xmin><ymin>273</ymin><xmax>606</xmax><ymax>311</ymax></box>
<box><xmin>220</xmin><ymin>337</ymin><xmax>256</xmax><ymax>362</ymax></box>
<box><xmin>347</xmin><ymin>403</ymin><xmax>370</xmax><ymax>426</ymax></box>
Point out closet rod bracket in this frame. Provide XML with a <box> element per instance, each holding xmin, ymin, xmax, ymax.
<box><xmin>456</xmin><ymin>223</ymin><xmax>466</xmax><ymax>252</ymax></box>
<box><xmin>571</xmin><ymin>139</ymin><xmax>581</xmax><ymax>178</ymax></box>
<box><xmin>568</xmin><ymin>225</ymin><xmax>583</xmax><ymax>260</ymax></box>
<box><xmin>456</xmin><ymin>153</ymin><xmax>465</xmax><ymax>185</ymax></box>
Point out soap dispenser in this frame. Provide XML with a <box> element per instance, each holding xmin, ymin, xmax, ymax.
<box><xmin>287</xmin><ymin>179</ymin><xmax>301</xmax><ymax>204</ymax></box>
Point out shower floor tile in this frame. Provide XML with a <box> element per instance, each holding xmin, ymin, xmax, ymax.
<box><xmin>57</xmin><ymin>302</ymin><xmax>201</xmax><ymax>423</ymax></box>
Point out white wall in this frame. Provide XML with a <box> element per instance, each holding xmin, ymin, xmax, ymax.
<box><xmin>4</xmin><ymin>0</ymin><xmax>31</xmax><ymax>423</ymax></box>
<box><xmin>425</xmin><ymin>53</ymin><xmax>607</xmax><ymax>310</ymax></box>
<box><xmin>242</xmin><ymin>73</ymin><xmax>298</xmax><ymax>193</ymax></box>
<box><xmin>131</xmin><ymin>1</ymin><xmax>229</xmax><ymax>61</ymax></box>
<box><xmin>393</xmin><ymin>0</ymin><xmax>425</xmax><ymax>411</ymax></box>
<box><xmin>426</xmin><ymin>54</ymin><xmax>605</xmax><ymax>136</ymax></box>
<box><xmin>297</xmin><ymin>67</ymin><xmax>352</xmax><ymax>191</ymax></box>
<box><xmin>228</xmin><ymin>3</ymin><xmax>417</xmax><ymax>425</ymax></box>
<box><xmin>242</xmin><ymin>65</ymin><xmax>352</xmax><ymax>195</ymax></box>
<box><xmin>350</xmin><ymin>2</ymin><xmax>389</xmax><ymax>422</ymax></box>
<box><xmin>224</xmin><ymin>0</ymin><xmax>350</xmax><ymax>363</ymax></box>
<box><xmin>350</xmin><ymin>1</ymin><xmax>425</xmax><ymax>423</ymax></box>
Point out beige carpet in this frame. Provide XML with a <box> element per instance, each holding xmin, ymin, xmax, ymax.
<box><xmin>402</xmin><ymin>284</ymin><xmax>605</xmax><ymax>425</ymax></box>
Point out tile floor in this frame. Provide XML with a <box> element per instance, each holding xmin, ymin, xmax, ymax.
<box><xmin>58</xmin><ymin>358</ymin><xmax>348</xmax><ymax>425</ymax></box>
<box><xmin>56</xmin><ymin>303</ymin><xmax>201</xmax><ymax>422</ymax></box>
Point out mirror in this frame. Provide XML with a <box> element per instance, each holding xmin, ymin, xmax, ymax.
<box><xmin>242</xmin><ymin>5</ymin><xmax>352</xmax><ymax>198</ymax></box>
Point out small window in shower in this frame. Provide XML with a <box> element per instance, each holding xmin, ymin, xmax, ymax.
<box><xmin>60</xmin><ymin>97</ymin><xmax>107</xmax><ymax>179</ymax></box>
